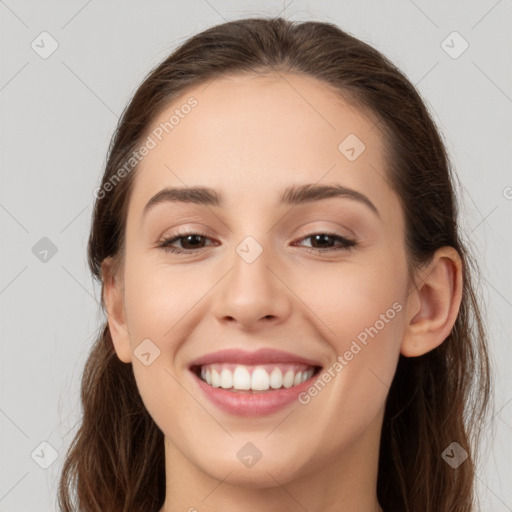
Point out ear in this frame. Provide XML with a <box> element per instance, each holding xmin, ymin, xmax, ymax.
<box><xmin>401</xmin><ymin>246</ymin><xmax>463</xmax><ymax>357</ymax></box>
<box><xmin>102</xmin><ymin>257</ymin><xmax>132</xmax><ymax>363</ymax></box>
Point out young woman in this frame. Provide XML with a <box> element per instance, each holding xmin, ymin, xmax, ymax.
<box><xmin>58</xmin><ymin>17</ymin><xmax>492</xmax><ymax>512</ymax></box>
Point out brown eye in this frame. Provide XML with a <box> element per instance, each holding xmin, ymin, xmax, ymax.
<box><xmin>295</xmin><ymin>232</ymin><xmax>356</xmax><ymax>252</ymax></box>
<box><xmin>177</xmin><ymin>234</ymin><xmax>207</xmax><ymax>250</ymax></box>
<box><xmin>158</xmin><ymin>230</ymin><xmax>356</xmax><ymax>255</ymax></box>
<box><xmin>159</xmin><ymin>231</ymin><xmax>216</xmax><ymax>254</ymax></box>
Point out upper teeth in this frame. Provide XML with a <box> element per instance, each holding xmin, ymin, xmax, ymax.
<box><xmin>199</xmin><ymin>364</ymin><xmax>315</xmax><ymax>391</ymax></box>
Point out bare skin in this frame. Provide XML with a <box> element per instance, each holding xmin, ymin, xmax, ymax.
<box><xmin>102</xmin><ymin>72</ymin><xmax>462</xmax><ymax>512</ymax></box>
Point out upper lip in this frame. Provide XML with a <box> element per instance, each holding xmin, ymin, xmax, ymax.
<box><xmin>188</xmin><ymin>348</ymin><xmax>323</xmax><ymax>368</ymax></box>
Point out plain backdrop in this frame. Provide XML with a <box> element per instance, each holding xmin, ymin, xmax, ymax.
<box><xmin>1</xmin><ymin>1</ymin><xmax>511</xmax><ymax>510</ymax></box>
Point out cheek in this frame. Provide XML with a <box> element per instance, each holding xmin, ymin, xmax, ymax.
<box><xmin>292</xmin><ymin>273</ymin><xmax>405</xmax><ymax>450</ymax></box>
<box><xmin>123</xmin><ymin>258</ymin><xmax>204</xmax><ymax>338</ymax></box>
<box><xmin>298</xmin><ymin>259</ymin><xmax>406</xmax><ymax>343</ymax></box>
<box><xmin>119</xmin><ymin>257</ymin><xmax>194</xmax><ymax>418</ymax></box>
<box><xmin>121</xmin><ymin>264</ymin><xmax>194</xmax><ymax>434</ymax></box>
<box><xmin>294</xmin><ymin>256</ymin><xmax>407</xmax><ymax>402</ymax></box>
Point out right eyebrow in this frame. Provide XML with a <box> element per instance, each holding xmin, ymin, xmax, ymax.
<box><xmin>143</xmin><ymin>186</ymin><xmax>221</xmax><ymax>216</ymax></box>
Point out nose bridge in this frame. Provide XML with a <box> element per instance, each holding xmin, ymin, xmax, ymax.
<box><xmin>212</xmin><ymin>231</ymin><xmax>292</xmax><ymax>328</ymax></box>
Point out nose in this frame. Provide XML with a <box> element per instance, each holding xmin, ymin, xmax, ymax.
<box><xmin>212</xmin><ymin>240</ymin><xmax>293</xmax><ymax>332</ymax></box>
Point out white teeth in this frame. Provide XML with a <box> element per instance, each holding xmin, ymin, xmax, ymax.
<box><xmin>198</xmin><ymin>364</ymin><xmax>316</xmax><ymax>391</ymax></box>
<box><xmin>283</xmin><ymin>370</ymin><xmax>295</xmax><ymax>388</ymax></box>
<box><xmin>232</xmin><ymin>366</ymin><xmax>251</xmax><ymax>390</ymax></box>
<box><xmin>220</xmin><ymin>368</ymin><xmax>233</xmax><ymax>389</ymax></box>
<box><xmin>251</xmin><ymin>367</ymin><xmax>270</xmax><ymax>390</ymax></box>
<box><xmin>211</xmin><ymin>368</ymin><xmax>221</xmax><ymax>388</ymax></box>
<box><xmin>269</xmin><ymin>367</ymin><xmax>283</xmax><ymax>389</ymax></box>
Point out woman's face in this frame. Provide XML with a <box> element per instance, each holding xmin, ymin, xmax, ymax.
<box><xmin>106</xmin><ymin>72</ymin><xmax>413</xmax><ymax>488</ymax></box>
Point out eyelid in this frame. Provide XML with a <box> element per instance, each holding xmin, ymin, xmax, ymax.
<box><xmin>157</xmin><ymin>222</ymin><xmax>354</xmax><ymax>244</ymax></box>
<box><xmin>157</xmin><ymin>228</ymin><xmax>357</xmax><ymax>255</ymax></box>
<box><xmin>293</xmin><ymin>220</ymin><xmax>357</xmax><ymax>240</ymax></box>
<box><xmin>156</xmin><ymin>227</ymin><xmax>213</xmax><ymax>248</ymax></box>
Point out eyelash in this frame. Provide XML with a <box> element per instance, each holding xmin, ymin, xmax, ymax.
<box><xmin>157</xmin><ymin>229</ymin><xmax>357</xmax><ymax>255</ymax></box>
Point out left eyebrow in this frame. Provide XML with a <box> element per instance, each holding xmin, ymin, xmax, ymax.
<box><xmin>143</xmin><ymin>183</ymin><xmax>380</xmax><ymax>218</ymax></box>
<box><xmin>279</xmin><ymin>183</ymin><xmax>380</xmax><ymax>218</ymax></box>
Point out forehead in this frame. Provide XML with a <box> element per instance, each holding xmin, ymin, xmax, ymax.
<box><xmin>129</xmin><ymin>72</ymin><xmax>393</xmax><ymax>215</ymax></box>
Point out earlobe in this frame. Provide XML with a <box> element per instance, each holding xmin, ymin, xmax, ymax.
<box><xmin>101</xmin><ymin>257</ymin><xmax>132</xmax><ymax>363</ymax></box>
<box><xmin>400</xmin><ymin>247</ymin><xmax>463</xmax><ymax>357</ymax></box>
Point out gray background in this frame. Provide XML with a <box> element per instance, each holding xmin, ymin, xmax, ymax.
<box><xmin>1</xmin><ymin>1</ymin><xmax>511</xmax><ymax>510</ymax></box>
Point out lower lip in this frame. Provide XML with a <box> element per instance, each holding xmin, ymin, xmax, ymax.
<box><xmin>190</xmin><ymin>369</ymin><xmax>320</xmax><ymax>417</ymax></box>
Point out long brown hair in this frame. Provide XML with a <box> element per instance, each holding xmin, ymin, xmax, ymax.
<box><xmin>58</xmin><ymin>17</ymin><xmax>492</xmax><ymax>512</ymax></box>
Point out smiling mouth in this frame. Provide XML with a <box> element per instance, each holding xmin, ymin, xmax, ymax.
<box><xmin>190</xmin><ymin>363</ymin><xmax>322</xmax><ymax>393</ymax></box>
